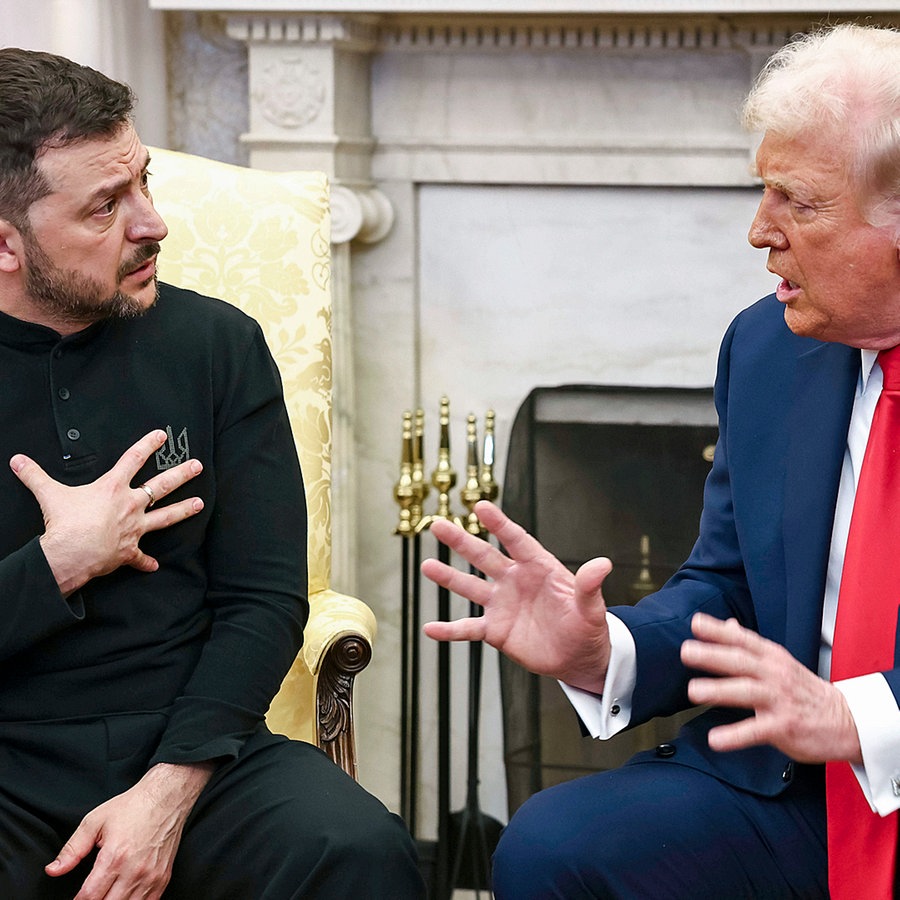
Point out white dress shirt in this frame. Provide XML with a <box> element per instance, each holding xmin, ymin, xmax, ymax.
<box><xmin>562</xmin><ymin>349</ymin><xmax>900</xmax><ymax>815</ymax></box>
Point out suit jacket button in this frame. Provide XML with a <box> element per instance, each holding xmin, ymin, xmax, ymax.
<box><xmin>656</xmin><ymin>743</ymin><xmax>676</xmax><ymax>759</ymax></box>
<box><xmin>782</xmin><ymin>762</ymin><xmax>794</xmax><ymax>782</ymax></box>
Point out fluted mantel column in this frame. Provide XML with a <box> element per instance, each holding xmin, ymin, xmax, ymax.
<box><xmin>225</xmin><ymin>11</ymin><xmax>394</xmax><ymax>595</ymax></box>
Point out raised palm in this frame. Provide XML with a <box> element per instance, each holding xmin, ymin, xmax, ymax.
<box><xmin>421</xmin><ymin>501</ymin><xmax>613</xmax><ymax>694</ymax></box>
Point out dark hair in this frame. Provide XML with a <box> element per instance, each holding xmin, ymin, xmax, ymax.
<box><xmin>0</xmin><ymin>48</ymin><xmax>135</xmax><ymax>227</ymax></box>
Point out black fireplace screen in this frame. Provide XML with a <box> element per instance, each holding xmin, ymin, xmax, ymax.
<box><xmin>500</xmin><ymin>384</ymin><xmax>718</xmax><ymax>815</ymax></box>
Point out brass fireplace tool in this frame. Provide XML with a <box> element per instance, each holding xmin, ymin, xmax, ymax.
<box><xmin>393</xmin><ymin>398</ymin><xmax>500</xmax><ymax>900</ymax></box>
<box><xmin>394</xmin><ymin>397</ymin><xmax>498</xmax><ymax>536</ymax></box>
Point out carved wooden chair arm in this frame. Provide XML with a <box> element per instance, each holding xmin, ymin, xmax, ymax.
<box><xmin>304</xmin><ymin>589</ymin><xmax>377</xmax><ymax>778</ymax></box>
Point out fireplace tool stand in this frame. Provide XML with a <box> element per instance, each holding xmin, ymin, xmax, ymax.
<box><xmin>394</xmin><ymin>399</ymin><xmax>503</xmax><ymax>900</ymax></box>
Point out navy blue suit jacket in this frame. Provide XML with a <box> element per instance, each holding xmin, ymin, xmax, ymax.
<box><xmin>612</xmin><ymin>292</ymin><xmax>895</xmax><ymax>798</ymax></box>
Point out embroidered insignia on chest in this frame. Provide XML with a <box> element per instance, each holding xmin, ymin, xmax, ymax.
<box><xmin>155</xmin><ymin>425</ymin><xmax>190</xmax><ymax>471</ymax></box>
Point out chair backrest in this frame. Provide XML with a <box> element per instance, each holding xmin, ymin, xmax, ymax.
<box><xmin>147</xmin><ymin>147</ymin><xmax>333</xmax><ymax>595</ymax></box>
<box><xmin>147</xmin><ymin>148</ymin><xmax>347</xmax><ymax>754</ymax></box>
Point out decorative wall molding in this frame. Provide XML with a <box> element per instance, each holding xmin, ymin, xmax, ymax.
<box><xmin>376</xmin><ymin>17</ymin><xmax>802</xmax><ymax>52</ymax></box>
<box><xmin>218</xmin><ymin>11</ymin><xmax>894</xmax><ymax>55</ymax></box>
<box><xmin>226</xmin><ymin>13</ymin><xmax>379</xmax><ymax>50</ymax></box>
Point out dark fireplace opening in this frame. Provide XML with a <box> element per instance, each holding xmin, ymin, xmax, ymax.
<box><xmin>500</xmin><ymin>384</ymin><xmax>718</xmax><ymax>814</ymax></box>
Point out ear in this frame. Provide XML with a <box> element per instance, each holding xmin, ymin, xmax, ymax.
<box><xmin>0</xmin><ymin>218</ymin><xmax>24</xmax><ymax>274</ymax></box>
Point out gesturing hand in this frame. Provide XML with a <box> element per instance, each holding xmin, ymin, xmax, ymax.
<box><xmin>682</xmin><ymin>612</ymin><xmax>862</xmax><ymax>764</ymax></box>
<box><xmin>421</xmin><ymin>500</ymin><xmax>613</xmax><ymax>694</ymax></box>
<box><xmin>10</xmin><ymin>429</ymin><xmax>204</xmax><ymax>596</ymax></box>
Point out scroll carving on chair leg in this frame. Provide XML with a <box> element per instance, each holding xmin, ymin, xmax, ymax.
<box><xmin>316</xmin><ymin>634</ymin><xmax>373</xmax><ymax>779</ymax></box>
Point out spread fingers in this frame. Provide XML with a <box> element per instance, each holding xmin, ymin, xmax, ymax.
<box><xmin>420</xmin><ymin>557</ymin><xmax>493</xmax><ymax>607</ymax></box>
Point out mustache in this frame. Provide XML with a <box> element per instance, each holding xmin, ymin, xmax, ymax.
<box><xmin>117</xmin><ymin>243</ymin><xmax>161</xmax><ymax>281</ymax></box>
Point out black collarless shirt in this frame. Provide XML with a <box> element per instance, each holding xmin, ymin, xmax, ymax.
<box><xmin>0</xmin><ymin>283</ymin><xmax>308</xmax><ymax>766</ymax></box>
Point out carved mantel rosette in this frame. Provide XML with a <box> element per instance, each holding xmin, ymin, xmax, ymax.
<box><xmin>253</xmin><ymin>52</ymin><xmax>325</xmax><ymax>130</ymax></box>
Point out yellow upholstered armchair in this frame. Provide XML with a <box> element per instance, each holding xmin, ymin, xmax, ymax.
<box><xmin>147</xmin><ymin>147</ymin><xmax>375</xmax><ymax>779</ymax></box>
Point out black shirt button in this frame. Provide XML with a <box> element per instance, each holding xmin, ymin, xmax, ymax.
<box><xmin>67</xmin><ymin>428</ymin><xmax>80</xmax><ymax>440</ymax></box>
<box><xmin>58</xmin><ymin>388</ymin><xmax>71</xmax><ymax>400</ymax></box>
<box><xmin>656</xmin><ymin>743</ymin><xmax>676</xmax><ymax>759</ymax></box>
<box><xmin>610</xmin><ymin>704</ymin><xmax>621</xmax><ymax>717</ymax></box>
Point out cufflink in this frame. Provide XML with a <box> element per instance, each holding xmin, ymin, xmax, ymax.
<box><xmin>610</xmin><ymin>702</ymin><xmax>621</xmax><ymax>716</ymax></box>
<box><xmin>890</xmin><ymin>776</ymin><xmax>900</xmax><ymax>798</ymax></box>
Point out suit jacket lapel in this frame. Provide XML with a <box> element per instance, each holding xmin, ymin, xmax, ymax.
<box><xmin>782</xmin><ymin>340</ymin><xmax>858</xmax><ymax>670</ymax></box>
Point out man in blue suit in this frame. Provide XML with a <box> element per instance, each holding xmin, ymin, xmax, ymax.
<box><xmin>423</xmin><ymin>23</ymin><xmax>900</xmax><ymax>899</ymax></box>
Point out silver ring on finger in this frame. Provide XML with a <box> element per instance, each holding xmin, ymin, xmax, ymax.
<box><xmin>138</xmin><ymin>483</ymin><xmax>156</xmax><ymax>510</ymax></box>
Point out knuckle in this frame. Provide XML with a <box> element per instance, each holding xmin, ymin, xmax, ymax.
<box><xmin>105</xmin><ymin>843</ymin><xmax>133</xmax><ymax>870</ymax></box>
<box><xmin>125</xmin><ymin>443</ymin><xmax>147</xmax><ymax>465</ymax></box>
<box><xmin>132</xmin><ymin>862</ymin><xmax>153</xmax><ymax>882</ymax></box>
<box><xmin>56</xmin><ymin>842</ymin><xmax>77</xmax><ymax>863</ymax></box>
<box><xmin>151</xmin><ymin>479</ymin><xmax>169</xmax><ymax>499</ymax></box>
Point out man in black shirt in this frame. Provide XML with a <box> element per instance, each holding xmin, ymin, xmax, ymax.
<box><xmin>0</xmin><ymin>47</ymin><xmax>423</xmax><ymax>899</ymax></box>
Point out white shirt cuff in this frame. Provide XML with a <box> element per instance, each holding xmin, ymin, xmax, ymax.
<box><xmin>558</xmin><ymin>611</ymin><xmax>636</xmax><ymax>739</ymax></box>
<box><xmin>836</xmin><ymin>673</ymin><xmax>900</xmax><ymax>816</ymax></box>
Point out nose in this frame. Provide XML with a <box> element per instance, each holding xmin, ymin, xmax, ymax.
<box><xmin>127</xmin><ymin>193</ymin><xmax>168</xmax><ymax>244</ymax></box>
<box><xmin>747</xmin><ymin>190</ymin><xmax>786</xmax><ymax>251</ymax></box>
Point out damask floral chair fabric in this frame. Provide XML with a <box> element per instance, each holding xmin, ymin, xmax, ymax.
<box><xmin>148</xmin><ymin>146</ymin><xmax>375</xmax><ymax>779</ymax></box>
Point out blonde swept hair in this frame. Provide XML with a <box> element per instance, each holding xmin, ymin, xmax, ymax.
<box><xmin>743</xmin><ymin>23</ymin><xmax>900</xmax><ymax>228</ymax></box>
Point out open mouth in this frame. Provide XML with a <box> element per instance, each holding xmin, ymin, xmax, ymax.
<box><xmin>775</xmin><ymin>278</ymin><xmax>801</xmax><ymax>303</ymax></box>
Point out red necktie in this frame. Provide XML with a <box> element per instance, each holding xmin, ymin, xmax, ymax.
<box><xmin>827</xmin><ymin>346</ymin><xmax>900</xmax><ymax>899</ymax></box>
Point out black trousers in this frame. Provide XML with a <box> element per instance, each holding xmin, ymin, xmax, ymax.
<box><xmin>0</xmin><ymin>714</ymin><xmax>425</xmax><ymax>899</ymax></box>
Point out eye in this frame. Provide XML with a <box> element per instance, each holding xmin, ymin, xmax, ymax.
<box><xmin>95</xmin><ymin>198</ymin><xmax>117</xmax><ymax>218</ymax></box>
<box><xmin>763</xmin><ymin>186</ymin><xmax>790</xmax><ymax>206</ymax></box>
<box><xmin>141</xmin><ymin>170</ymin><xmax>152</xmax><ymax>193</ymax></box>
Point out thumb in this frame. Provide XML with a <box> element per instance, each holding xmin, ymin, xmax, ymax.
<box><xmin>573</xmin><ymin>557</ymin><xmax>613</xmax><ymax>618</ymax></box>
<box><xmin>45</xmin><ymin>822</ymin><xmax>97</xmax><ymax>877</ymax></box>
<box><xmin>9</xmin><ymin>453</ymin><xmax>50</xmax><ymax>498</ymax></box>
